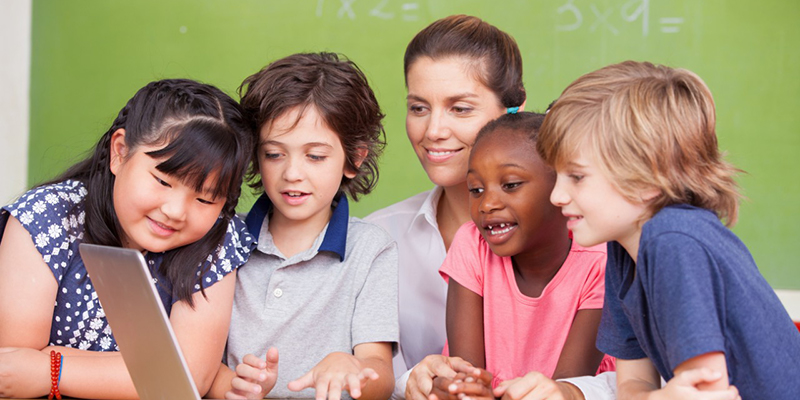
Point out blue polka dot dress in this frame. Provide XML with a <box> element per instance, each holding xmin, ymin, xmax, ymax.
<box><xmin>0</xmin><ymin>180</ymin><xmax>256</xmax><ymax>351</ymax></box>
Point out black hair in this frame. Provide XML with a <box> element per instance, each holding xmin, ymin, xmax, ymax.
<box><xmin>474</xmin><ymin>111</ymin><xmax>546</xmax><ymax>148</ymax></box>
<box><xmin>44</xmin><ymin>79</ymin><xmax>251</xmax><ymax>306</ymax></box>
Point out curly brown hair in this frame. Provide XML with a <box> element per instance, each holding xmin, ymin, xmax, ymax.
<box><xmin>239</xmin><ymin>52</ymin><xmax>386</xmax><ymax>201</ymax></box>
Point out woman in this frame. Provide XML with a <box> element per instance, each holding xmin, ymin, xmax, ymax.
<box><xmin>366</xmin><ymin>14</ymin><xmax>525</xmax><ymax>400</ymax></box>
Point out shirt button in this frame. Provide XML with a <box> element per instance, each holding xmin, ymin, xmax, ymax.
<box><xmin>273</xmin><ymin>288</ymin><xmax>283</xmax><ymax>298</ymax></box>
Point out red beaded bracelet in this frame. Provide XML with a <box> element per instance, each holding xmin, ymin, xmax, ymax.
<box><xmin>48</xmin><ymin>350</ymin><xmax>62</xmax><ymax>400</ymax></box>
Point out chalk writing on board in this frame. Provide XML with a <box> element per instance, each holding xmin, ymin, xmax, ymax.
<box><xmin>317</xmin><ymin>0</ymin><xmax>420</xmax><ymax>21</ymax></box>
<box><xmin>557</xmin><ymin>0</ymin><xmax>684</xmax><ymax>36</ymax></box>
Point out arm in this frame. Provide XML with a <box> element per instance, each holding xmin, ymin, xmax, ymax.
<box><xmin>551</xmin><ymin>309</ymin><xmax>605</xmax><ymax>380</ymax></box>
<box><xmin>617</xmin><ymin>354</ymin><xmax>735</xmax><ymax>400</ymax></box>
<box><xmin>287</xmin><ymin>342</ymin><xmax>394</xmax><ymax>400</ymax></box>
<box><xmin>445</xmin><ymin>278</ymin><xmax>485</xmax><ymax>369</ymax></box>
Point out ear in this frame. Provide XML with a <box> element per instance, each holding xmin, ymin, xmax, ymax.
<box><xmin>344</xmin><ymin>148</ymin><xmax>368</xmax><ymax>179</ymax></box>
<box><xmin>640</xmin><ymin>187</ymin><xmax>661</xmax><ymax>203</ymax></box>
<box><xmin>109</xmin><ymin>129</ymin><xmax>128</xmax><ymax>176</ymax></box>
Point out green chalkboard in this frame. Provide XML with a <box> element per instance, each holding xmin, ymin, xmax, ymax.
<box><xmin>29</xmin><ymin>0</ymin><xmax>800</xmax><ymax>288</ymax></box>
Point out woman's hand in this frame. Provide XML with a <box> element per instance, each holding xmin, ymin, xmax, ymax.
<box><xmin>494</xmin><ymin>371</ymin><xmax>581</xmax><ymax>400</ymax></box>
<box><xmin>430</xmin><ymin>368</ymin><xmax>493</xmax><ymax>400</ymax></box>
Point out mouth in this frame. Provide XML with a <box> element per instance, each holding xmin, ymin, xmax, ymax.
<box><xmin>281</xmin><ymin>190</ymin><xmax>311</xmax><ymax>205</ymax></box>
<box><xmin>147</xmin><ymin>217</ymin><xmax>176</xmax><ymax>236</ymax></box>
<box><xmin>484</xmin><ymin>222</ymin><xmax>518</xmax><ymax>236</ymax></box>
<box><xmin>565</xmin><ymin>214</ymin><xmax>583</xmax><ymax>229</ymax></box>
<box><xmin>424</xmin><ymin>147</ymin><xmax>462</xmax><ymax>161</ymax></box>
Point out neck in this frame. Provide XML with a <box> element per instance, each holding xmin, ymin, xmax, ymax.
<box><xmin>268</xmin><ymin>207</ymin><xmax>332</xmax><ymax>259</ymax></box>
<box><xmin>511</xmin><ymin>223</ymin><xmax>572</xmax><ymax>288</ymax></box>
<box><xmin>437</xmin><ymin>182</ymin><xmax>472</xmax><ymax>250</ymax></box>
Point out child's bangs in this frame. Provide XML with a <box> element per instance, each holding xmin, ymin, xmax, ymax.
<box><xmin>146</xmin><ymin>119</ymin><xmax>243</xmax><ymax>200</ymax></box>
<box><xmin>540</xmin><ymin>103</ymin><xmax>597</xmax><ymax>170</ymax></box>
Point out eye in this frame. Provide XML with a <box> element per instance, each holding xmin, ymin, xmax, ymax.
<box><xmin>308</xmin><ymin>154</ymin><xmax>327</xmax><ymax>162</ymax></box>
<box><xmin>451</xmin><ymin>105</ymin><xmax>473</xmax><ymax>115</ymax></box>
<box><xmin>408</xmin><ymin>104</ymin><xmax>429</xmax><ymax>116</ymax></box>
<box><xmin>152</xmin><ymin>174</ymin><xmax>171</xmax><ymax>187</ymax></box>
<box><xmin>568</xmin><ymin>174</ymin><xmax>584</xmax><ymax>183</ymax></box>
<box><xmin>468</xmin><ymin>187</ymin><xmax>484</xmax><ymax>196</ymax></box>
<box><xmin>263</xmin><ymin>152</ymin><xmax>281</xmax><ymax>160</ymax></box>
<box><xmin>196</xmin><ymin>198</ymin><xmax>216</xmax><ymax>205</ymax></box>
<box><xmin>502</xmin><ymin>182</ymin><xmax>522</xmax><ymax>191</ymax></box>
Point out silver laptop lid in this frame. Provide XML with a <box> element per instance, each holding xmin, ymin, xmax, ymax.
<box><xmin>79</xmin><ymin>243</ymin><xmax>200</xmax><ymax>400</ymax></box>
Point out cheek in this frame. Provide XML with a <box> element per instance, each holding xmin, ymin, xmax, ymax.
<box><xmin>405</xmin><ymin>117</ymin><xmax>425</xmax><ymax>143</ymax></box>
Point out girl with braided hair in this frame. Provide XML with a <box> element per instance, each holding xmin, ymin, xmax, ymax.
<box><xmin>0</xmin><ymin>79</ymin><xmax>256</xmax><ymax>398</ymax></box>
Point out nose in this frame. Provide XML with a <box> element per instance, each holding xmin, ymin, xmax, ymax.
<box><xmin>479</xmin><ymin>187</ymin><xmax>503</xmax><ymax>214</ymax></box>
<box><xmin>550</xmin><ymin>175</ymin><xmax>570</xmax><ymax>207</ymax></box>
<box><xmin>282</xmin><ymin>155</ymin><xmax>304</xmax><ymax>182</ymax></box>
<box><xmin>161</xmin><ymin>193</ymin><xmax>188</xmax><ymax>222</ymax></box>
<box><xmin>425</xmin><ymin>109</ymin><xmax>450</xmax><ymax>141</ymax></box>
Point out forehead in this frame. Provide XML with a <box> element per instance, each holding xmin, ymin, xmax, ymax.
<box><xmin>260</xmin><ymin>106</ymin><xmax>341</xmax><ymax>147</ymax></box>
<box><xmin>470</xmin><ymin>129</ymin><xmax>542</xmax><ymax>168</ymax></box>
<box><xmin>406</xmin><ymin>56</ymin><xmax>495</xmax><ymax>99</ymax></box>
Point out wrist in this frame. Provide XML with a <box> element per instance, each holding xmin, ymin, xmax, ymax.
<box><xmin>557</xmin><ymin>381</ymin><xmax>583</xmax><ymax>400</ymax></box>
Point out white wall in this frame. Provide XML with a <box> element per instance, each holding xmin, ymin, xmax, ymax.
<box><xmin>0</xmin><ymin>0</ymin><xmax>31</xmax><ymax>205</ymax></box>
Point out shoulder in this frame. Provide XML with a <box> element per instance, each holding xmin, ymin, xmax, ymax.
<box><xmin>364</xmin><ymin>190</ymin><xmax>433</xmax><ymax>226</ymax></box>
<box><xmin>643</xmin><ymin>205</ymin><xmax>724</xmax><ymax>241</ymax></box>
<box><xmin>5</xmin><ymin>180</ymin><xmax>87</xmax><ymax>220</ymax></box>
<box><xmin>347</xmin><ymin>216</ymin><xmax>396</xmax><ymax>250</ymax></box>
<box><xmin>213</xmin><ymin>215</ymin><xmax>258</xmax><ymax>270</ymax></box>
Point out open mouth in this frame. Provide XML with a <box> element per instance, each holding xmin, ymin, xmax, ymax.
<box><xmin>485</xmin><ymin>222</ymin><xmax>517</xmax><ymax>236</ymax></box>
<box><xmin>284</xmin><ymin>191</ymin><xmax>307</xmax><ymax>197</ymax></box>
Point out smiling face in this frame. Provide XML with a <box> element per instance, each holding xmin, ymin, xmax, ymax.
<box><xmin>467</xmin><ymin>129</ymin><xmax>566</xmax><ymax>258</ymax></box>
<box><xmin>405</xmin><ymin>56</ymin><xmax>506</xmax><ymax>188</ymax></box>
<box><xmin>258</xmin><ymin>106</ymin><xmax>354</xmax><ymax>232</ymax></box>
<box><xmin>550</xmin><ymin>149</ymin><xmax>652</xmax><ymax>257</ymax></box>
<box><xmin>109</xmin><ymin>131</ymin><xmax>224</xmax><ymax>253</ymax></box>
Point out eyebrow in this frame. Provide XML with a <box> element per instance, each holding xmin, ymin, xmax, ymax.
<box><xmin>467</xmin><ymin>163</ymin><xmax>525</xmax><ymax>174</ymax></box>
<box><xmin>259</xmin><ymin>140</ymin><xmax>334</xmax><ymax>150</ymax></box>
<box><xmin>407</xmin><ymin>92</ymin><xmax>480</xmax><ymax>103</ymax></box>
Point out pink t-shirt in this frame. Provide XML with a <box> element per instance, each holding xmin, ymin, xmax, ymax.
<box><xmin>440</xmin><ymin>222</ymin><xmax>614</xmax><ymax>386</ymax></box>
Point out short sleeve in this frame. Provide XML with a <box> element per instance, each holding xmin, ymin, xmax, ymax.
<box><xmin>439</xmin><ymin>222</ymin><xmax>484</xmax><ymax>296</ymax></box>
<box><xmin>193</xmin><ymin>215</ymin><xmax>257</xmax><ymax>292</ymax></box>
<box><xmin>596</xmin><ymin>242</ymin><xmax>647</xmax><ymax>360</ymax></box>
<box><xmin>351</xmin><ymin>228</ymin><xmax>400</xmax><ymax>351</ymax></box>
<box><xmin>646</xmin><ymin>233</ymin><xmax>726</xmax><ymax>368</ymax></box>
<box><xmin>0</xmin><ymin>181</ymin><xmax>86</xmax><ymax>283</ymax></box>
<box><xmin>577</xmin><ymin>249</ymin><xmax>606</xmax><ymax>310</ymax></box>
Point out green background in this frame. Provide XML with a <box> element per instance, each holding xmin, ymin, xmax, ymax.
<box><xmin>29</xmin><ymin>1</ymin><xmax>800</xmax><ymax>288</ymax></box>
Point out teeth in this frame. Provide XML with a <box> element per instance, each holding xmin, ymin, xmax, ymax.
<box><xmin>287</xmin><ymin>192</ymin><xmax>303</xmax><ymax>197</ymax></box>
<box><xmin>429</xmin><ymin>150</ymin><xmax>454</xmax><ymax>156</ymax></box>
<box><xmin>487</xmin><ymin>223</ymin><xmax>515</xmax><ymax>235</ymax></box>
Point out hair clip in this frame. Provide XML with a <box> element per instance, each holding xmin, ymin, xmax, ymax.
<box><xmin>506</xmin><ymin>106</ymin><xmax>520</xmax><ymax>114</ymax></box>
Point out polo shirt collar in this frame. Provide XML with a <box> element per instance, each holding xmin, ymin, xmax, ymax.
<box><xmin>244</xmin><ymin>193</ymin><xmax>349</xmax><ymax>261</ymax></box>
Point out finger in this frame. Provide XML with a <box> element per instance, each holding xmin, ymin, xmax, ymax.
<box><xmin>329</xmin><ymin>378</ymin><xmax>344</xmax><ymax>400</ymax></box>
<box><xmin>675</xmin><ymin>368</ymin><xmax>723</xmax><ymax>387</ymax></box>
<box><xmin>471</xmin><ymin>368</ymin><xmax>493</xmax><ymax>386</ymax></box>
<box><xmin>347</xmin><ymin>374</ymin><xmax>363</xmax><ymax>398</ymax></box>
<box><xmin>231</xmin><ymin>376</ymin><xmax>264</xmax><ymax>395</ymax></box>
<box><xmin>494</xmin><ymin>377</ymin><xmax>521</xmax><ymax>397</ymax></box>
<box><xmin>315</xmin><ymin>375</ymin><xmax>332</xmax><ymax>400</ymax></box>
<box><xmin>502</xmin><ymin>373</ymin><xmax>542</xmax><ymax>400</ymax></box>
<box><xmin>265</xmin><ymin>347</ymin><xmax>279</xmax><ymax>369</ymax></box>
<box><xmin>430</xmin><ymin>356</ymin><xmax>459</xmax><ymax>379</ymax></box>
<box><xmin>224</xmin><ymin>390</ymin><xmax>249</xmax><ymax>400</ymax></box>
<box><xmin>287</xmin><ymin>370</ymin><xmax>315</xmax><ymax>392</ymax></box>
<box><xmin>243</xmin><ymin>353</ymin><xmax>267</xmax><ymax>369</ymax></box>
<box><xmin>451</xmin><ymin>381</ymin><xmax>493</xmax><ymax>397</ymax></box>
<box><xmin>448</xmin><ymin>357</ymin><xmax>476</xmax><ymax>374</ymax></box>
<box><xmin>236</xmin><ymin>363</ymin><xmax>266</xmax><ymax>382</ymax></box>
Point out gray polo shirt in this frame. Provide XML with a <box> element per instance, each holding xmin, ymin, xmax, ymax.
<box><xmin>226</xmin><ymin>194</ymin><xmax>399</xmax><ymax>399</ymax></box>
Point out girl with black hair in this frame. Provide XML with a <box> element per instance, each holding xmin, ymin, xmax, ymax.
<box><xmin>0</xmin><ymin>79</ymin><xmax>256</xmax><ymax>399</ymax></box>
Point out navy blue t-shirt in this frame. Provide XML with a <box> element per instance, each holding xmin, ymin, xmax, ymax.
<box><xmin>597</xmin><ymin>204</ymin><xmax>800</xmax><ymax>398</ymax></box>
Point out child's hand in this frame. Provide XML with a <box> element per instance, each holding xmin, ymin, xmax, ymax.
<box><xmin>656</xmin><ymin>368</ymin><xmax>741</xmax><ymax>400</ymax></box>
<box><xmin>430</xmin><ymin>368</ymin><xmax>494</xmax><ymax>400</ymax></box>
<box><xmin>494</xmin><ymin>371</ymin><xmax>580</xmax><ymax>400</ymax></box>
<box><xmin>0</xmin><ymin>347</ymin><xmax>51</xmax><ymax>399</ymax></box>
<box><xmin>406</xmin><ymin>355</ymin><xmax>477</xmax><ymax>400</ymax></box>
<box><xmin>287</xmin><ymin>352</ymin><xmax>379</xmax><ymax>400</ymax></box>
<box><xmin>225</xmin><ymin>347</ymin><xmax>280</xmax><ymax>400</ymax></box>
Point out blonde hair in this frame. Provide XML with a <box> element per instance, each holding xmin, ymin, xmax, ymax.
<box><xmin>538</xmin><ymin>61</ymin><xmax>742</xmax><ymax>226</ymax></box>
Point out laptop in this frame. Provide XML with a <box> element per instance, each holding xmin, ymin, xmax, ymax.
<box><xmin>79</xmin><ymin>243</ymin><xmax>201</xmax><ymax>400</ymax></box>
